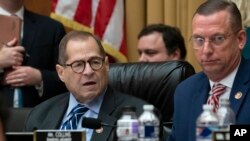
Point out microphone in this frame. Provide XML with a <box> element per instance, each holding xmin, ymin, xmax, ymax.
<box><xmin>82</xmin><ymin>117</ymin><xmax>116</xmax><ymax>129</ymax></box>
<box><xmin>32</xmin><ymin>127</ymin><xmax>38</xmax><ymax>131</ymax></box>
<box><xmin>163</xmin><ymin>121</ymin><xmax>173</xmax><ymax>128</ymax></box>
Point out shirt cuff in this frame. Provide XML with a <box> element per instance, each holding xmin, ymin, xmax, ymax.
<box><xmin>35</xmin><ymin>81</ymin><xmax>44</xmax><ymax>97</ymax></box>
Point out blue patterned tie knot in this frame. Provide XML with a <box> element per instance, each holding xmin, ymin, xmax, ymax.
<box><xmin>61</xmin><ymin>104</ymin><xmax>89</xmax><ymax>130</ymax></box>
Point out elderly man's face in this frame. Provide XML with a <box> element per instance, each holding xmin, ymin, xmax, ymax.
<box><xmin>56</xmin><ymin>37</ymin><xmax>109</xmax><ymax>103</ymax></box>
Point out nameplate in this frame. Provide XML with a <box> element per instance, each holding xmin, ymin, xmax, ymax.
<box><xmin>34</xmin><ymin>130</ymin><xmax>86</xmax><ymax>141</ymax></box>
<box><xmin>212</xmin><ymin>130</ymin><xmax>230</xmax><ymax>141</ymax></box>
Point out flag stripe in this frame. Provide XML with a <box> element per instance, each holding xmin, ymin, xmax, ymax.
<box><xmin>120</xmin><ymin>32</ymin><xmax>127</xmax><ymax>55</ymax></box>
<box><xmin>94</xmin><ymin>0</ymin><xmax>116</xmax><ymax>38</ymax></box>
<box><xmin>51</xmin><ymin>0</ymin><xmax>58</xmax><ymax>12</ymax></box>
<box><xmin>102</xmin><ymin>0</ymin><xmax>124</xmax><ymax>51</ymax></box>
<box><xmin>90</xmin><ymin>0</ymin><xmax>100</xmax><ymax>28</ymax></box>
<box><xmin>55</xmin><ymin>0</ymin><xmax>80</xmax><ymax>20</ymax></box>
<box><xmin>51</xmin><ymin>0</ymin><xmax>127</xmax><ymax>62</ymax></box>
<box><xmin>74</xmin><ymin>0</ymin><xmax>92</xmax><ymax>26</ymax></box>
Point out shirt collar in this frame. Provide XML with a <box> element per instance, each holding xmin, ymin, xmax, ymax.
<box><xmin>67</xmin><ymin>89</ymin><xmax>106</xmax><ymax>116</ymax></box>
<box><xmin>209</xmin><ymin>59</ymin><xmax>241</xmax><ymax>89</ymax></box>
<box><xmin>0</xmin><ymin>6</ymin><xmax>24</xmax><ymax>20</ymax></box>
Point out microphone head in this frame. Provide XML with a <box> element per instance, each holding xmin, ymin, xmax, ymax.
<box><xmin>82</xmin><ymin>117</ymin><xmax>102</xmax><ymax>129</ymax></box>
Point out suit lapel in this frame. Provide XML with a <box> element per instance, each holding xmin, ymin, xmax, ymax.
<box><xmin>188</xmin><ymin>75</ymin><xmax>210</xmax><ymax>140</ymax></box>
<box><xmin>22</xmin><ymin>9</ymin><xmax>37</xmax><ymax>53</ymax></box>
<box><xmin>230</xmin><ymin>58</ymin><xmax>250</xmax><ymax>117</ymax></box>
<box><xmin>91</xmin><ymin>87</ymin><xmax>118</xmax><ymax>141</ymax></box>
<box><xmin>91</xmin><ymin>113</ymin><xmax>117</xmax><ymax>141</ymax></box>
<box><xmin>40</xmin><ymin>94</ymin><xmax>69</xmax><ymax>129</ymax></box>
<box><xmin>190</xmin><ymin>75</ymin><xmax>210</xmax><ymax>120</ymax></box>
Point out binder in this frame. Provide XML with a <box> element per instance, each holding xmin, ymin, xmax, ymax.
<box><xmin>0</xmin><ymin>14</ymin><xmax>21</xmax><ymax>45</ymax></box>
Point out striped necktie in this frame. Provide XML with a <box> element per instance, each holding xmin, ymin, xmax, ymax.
<box><xmin>60</xmin><ymin>104</ymin><xmax>89</xmax><ymax>130</ymax></box>
<box><xmin>207</xmin><ymin>83</ymin><xmax>226</xmax><ymax>112</ymax></box>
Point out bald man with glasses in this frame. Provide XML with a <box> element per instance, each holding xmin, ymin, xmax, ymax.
<box><xmin>24</xmin><ymin>31</ymin><xmax>149</xmax><ymax>141</ymax></box>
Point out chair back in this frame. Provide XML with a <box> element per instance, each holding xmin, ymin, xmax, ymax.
<box><xmin>5</xmin><ymin>108</ymin><xmax>32</xmax><ymax>132</ymax></box>
<box><xmin>108</xmin><ymin>61</ymin><xmax>195</xmax><ymax>122</ymax></box>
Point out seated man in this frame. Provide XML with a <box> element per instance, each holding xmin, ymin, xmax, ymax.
<box><xmin>24</xmin><ymin>31</ymin><xmax>148</xmax><ymax>141</ymax></box>
<box><xmin>137</xmin><ymin>24</ymin><xmax>186</xmax><ymax>62</ymax></box>
<box><xmin>168</xmin><ymin>0</ymin><xmax>250</xmax><ymax>141</ymax></box>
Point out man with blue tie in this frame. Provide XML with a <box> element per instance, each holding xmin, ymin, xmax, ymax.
<box><xmin>168</xmin><ymin>0</ymin><xmax>250</xmax><ymax>141</ymax></box>
<box><xmin>24</xmin><ymin>31</ymin><xmax>148</xmax><ymax>141</ymax></box>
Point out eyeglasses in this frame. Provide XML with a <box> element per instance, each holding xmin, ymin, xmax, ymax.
<box><xmin>65</xmin><ymin>57</ymin><xmax>104</xmax><ymax>73</ymax></box>
<box><xmin>190</xmin><ymin>33</ymin><xmax>236</xmax><ymax>49</ymax></box>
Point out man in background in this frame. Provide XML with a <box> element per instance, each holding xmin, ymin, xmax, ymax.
<box><xmin>0</xmin><ymin>0</ymin><xmax>67</xmax><ymax>107</ymax></box>
<box><xmin>0</xmin><ymin>40</ymin><xmax>24</xmax><ymax>72</ymax></box>
<box><xmin>137</xmin><ymin>24</ymin><xmax>187</xmax><ymax>62</ymax></box>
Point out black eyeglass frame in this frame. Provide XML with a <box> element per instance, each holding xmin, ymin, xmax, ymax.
<box><xmin>64</xmin><ymin>57</ymin><xmax>105</xmax><ymax>73</ymax></box>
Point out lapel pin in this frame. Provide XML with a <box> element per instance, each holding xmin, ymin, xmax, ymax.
<box><xmin>95</xmin><ymin>127</ymin><xmax>103</xmax><ymax>133</ymax></box>
<box><xmin>234</xmin><ymin>92</ymin><xmax>242</xmax><ymax>99</ymax></box>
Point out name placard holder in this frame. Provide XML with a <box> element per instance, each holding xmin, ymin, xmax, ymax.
<box><xmin>212</xmin><ymin>131</ymin><xmax>230</xmax><ymax>141</ymax></box>
<box><xmin>34</xmin><ymin>130</ymin><xmax>86</xmax><ymax>141</ymax></box>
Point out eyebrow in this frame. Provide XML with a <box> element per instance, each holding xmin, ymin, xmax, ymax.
<box><xmin>70</xmin><ymin>56</ymin><xmax>103</xmax><ymax>62</ymax></box>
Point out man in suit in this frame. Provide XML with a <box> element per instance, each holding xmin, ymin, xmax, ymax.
<box><xmin>0</xmin><ymin>40</ymin><xmax>24</xmax><ymax>79</ymax></box>
<box><xmin>0</xmin><ymin>0</ymin><xmax>67</xmax><ymax>107</ymax></box>
<box><xmin>24</xmin><ymin>31</ymin><xmax>148</xmax><ymax>141</ymax></box>
<box><xmin>168</xmin><ymin>0</ymin><xmax>250</xmax><ymax>141</ymax></box>
<box><xmin>137</xmin><ymin>24</ymin><xmax>186</xmax><ymax>62</ymax></box>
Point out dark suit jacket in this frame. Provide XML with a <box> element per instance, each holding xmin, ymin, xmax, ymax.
<box><xmin>168</xmin><ymin>57</ymin><xmax>250</xmax><ymax>141</ymax></box>
<box><xmin>24</xmin><ymin>86</ymin><xmax>148</xmax><ymax>141</ymax></box>
<box><xmin>0</xmin><ymin>9</ymin><xmax>67</xmax><ymax>107</ymax></box>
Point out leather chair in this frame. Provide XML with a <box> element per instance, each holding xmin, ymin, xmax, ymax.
<box><xmin>108</xmin><ymin>60</ymin><xmax>195</xmax><ymax>123</ymax></box>
<box><xmin>5</xmin><ymin>61</ymin><xmax>195</xmax><ymax>135</ymax></box>
<box><xmin>5</xmin><ymin>108</ymin><xmax>32</xmax><ymax>132</ymax></box>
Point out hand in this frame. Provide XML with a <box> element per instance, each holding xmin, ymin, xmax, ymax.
<box><xmin>0</xmin><ymin>38</ymin><xmax>25</xmax><ymax>68</ymax></box>
<box><xmin>3</xmin><ymin>66</ymin><xmax>42</xmax><ymax>87</ymax></box>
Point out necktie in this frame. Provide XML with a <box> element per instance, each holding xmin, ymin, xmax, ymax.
<box><xmin>60</xmin><ymin>104</ymin><xmax>89</xmax><ymax>130</ymax></box>
<box><xmin>207</xmin><ymin>83</ymin><xmax>226</xmax><ymax>112</ymax></box>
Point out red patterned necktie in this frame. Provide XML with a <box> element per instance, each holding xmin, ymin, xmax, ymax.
<box><xmin>207</xmin><ymin>83</ymin><xmax>226</xmax><ymax>112</ymax></box>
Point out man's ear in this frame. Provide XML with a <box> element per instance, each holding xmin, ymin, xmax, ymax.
<box><xmin>104</xmin><ymin>56</ymin><xmax>109</xmax><ymax>71</ymax></box>
<box><xmin>56</xmin><ymin>64</ymin><xmax>65</xmax><ymax>82</ymax></box>
<box><xmin>170</xmin><ymin>48</ymin><xmax>181</xmax><ymax>60</ymax></box>
<box><xmin>238</xmin><ymin>29</ymin><xmax>247</xmax><ymax>50</ymax></box>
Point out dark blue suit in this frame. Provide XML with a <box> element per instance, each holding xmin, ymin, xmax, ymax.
<box><xmin>0</xmin><ymin>9</ymin><xmax>67</xmax><ymax>107</ymax></box>
<box><xmin>168</xmin><ymin>57</ymin><xmax>250</xmax><ymax>141</ymax></box>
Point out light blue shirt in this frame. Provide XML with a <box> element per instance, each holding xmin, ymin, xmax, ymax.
<box><xmin>60</xmin><ymin>90</ymin><xmax>105</xmax><ymax>141</ymax></box>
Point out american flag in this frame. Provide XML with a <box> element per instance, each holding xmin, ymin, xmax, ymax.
<box><xmin>51</xmin><ymin>0</ymin><xmax>127</xmax><ymax>62</ymax></box>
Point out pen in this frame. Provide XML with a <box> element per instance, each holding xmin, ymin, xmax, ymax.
<box><xmin>1</xmin><ymin>42</ymin><xmax>30</xmax><ymax>58</ymax></box>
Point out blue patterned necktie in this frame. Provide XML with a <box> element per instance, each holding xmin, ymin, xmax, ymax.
<box><xmin>60</xmin><ymin>104</ymin><xmax>89</xmax><ymax>130</ymax></box>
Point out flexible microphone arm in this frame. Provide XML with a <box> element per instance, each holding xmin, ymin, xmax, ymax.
<box><xmin>82</xmin><ymin>117</ymin><xmax>172</xmax><ymax>129</ymax></box>
<box><xmin>82</xmin><ymin>117</ymin><xmax>116</xmax><ymax>129</ymax></box>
